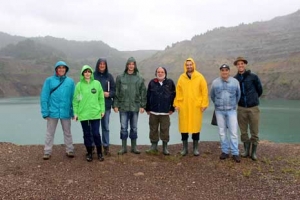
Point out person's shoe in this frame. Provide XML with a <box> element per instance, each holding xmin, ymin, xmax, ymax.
<box><xmin>162</xmin><ymin>141</ymin><xmax>170</xmax><ymax>155</ymax></box>
<box><xmin>193</xmin><ymin>140</ymin><xmax>199</xmax><ymax>156</ymax></box>
<box><xmin>118</xmin><ymin>140</ymin><xmax>128</xmax><ymax>155</ymax></box>
<box><xmin>86</xmin><ymin>153</ymin><xmax>93</xmax><ymax>162</ymax></box>
<box><xmin>103</xmin><ymin>146</ymin><xmax>110</xmax><ymax>156</ymax></box>
<box><xmin>66</xmin><ymin>151</ymin><xmax>75</xmax><ymax>158</ymax></box>
<box><xmin>43</xmin><ymin>154</ymin><xmax>51</xmax><ymax>160</ymax></box>
<box><xmin>232</xmin><ymin>155</ymin><xmax>241</xmax><ymax>163</ymax></box>
<box><xmin>219</xmin><ymin>152</ymin><xmax>229</xmax><ymax>160</ymax></box>
<box><xmin>251</xmin><ymin>143</ymin><xmax>258</xmax><ymax>161</ymax></box>
<box><xmin>98</xmin><ymin>154</ymin><xmax>104</xmax><ymax>162</ymax></box>
<box><xmin>180</xmin><ymin>140</ymin><xmax>188</xmax><ymax>156</ymax></box>
<box><xmin>146</xmin><ymin>142</ymin><xmax>158</xmax><ymax>154</ymax></box>
<box><xmin>130</xmin><ymin>139</ymin><xmax>141</xmax><ymax>154</ymax></box>
<box><xmin>241</xmin><ymin>142</ymin><xmax>250</xmax><ymax>158</ymax></box>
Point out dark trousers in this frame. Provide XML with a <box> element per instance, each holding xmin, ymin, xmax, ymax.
<box><xmin>181</xmin><ymin>132</ymin><xmax>200</xmax><ymax>141</ymax></box>
<box><xmin>81</xmin><ymin>119</ymin><xmax>102</xmax><ymax>147</ymax></box>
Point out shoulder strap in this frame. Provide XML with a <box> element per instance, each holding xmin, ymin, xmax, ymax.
<box><xmin>50</xmin><ymin>78</ymin><xmax>66</xmax><ymax>95</ymax></box>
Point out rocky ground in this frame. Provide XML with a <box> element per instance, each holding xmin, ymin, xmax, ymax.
<box><xmin>0</xmin><ymin>141</ymin><xmax>300</xmax><ymax>200</ymax></box>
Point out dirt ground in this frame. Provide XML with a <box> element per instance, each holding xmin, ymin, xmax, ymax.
<box><xmin>0</xmin><ymin>141</ymin><xmax>300</xmax><ymax>200</ymax></box>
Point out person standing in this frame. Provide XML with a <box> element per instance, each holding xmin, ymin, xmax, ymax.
<box><xmin>73</xmin><ymin>65</ymin><xmax>105</xmax><ymax>162</ymax></box>
<box><xmin>113</xmin><ymin>57</ymin><xmax>147</xmax><ymax>155</ymax></box>
<box><xmin>211</xmin><ymin>64</ymin><xmax>241</xmax><ymax>163</ymax></box>
<box><xmin>94</xmin><ymin>58</ymin><xmax>116</xmax><ymax>156</ymax></box>
<box><xmin>234</xmin><ymin>57</ymin><xmax>263</xmax><ymax>161</ymax></box>
<box><xmin>145</xmin><ymin>67</ymin><xmax>176</xmax><ymax>155</ymax></box>
<box><xmin>173</xmin><ymin>58</ymin><xmax>209</xmax><ymax>156</ymax></box>
<box><xmin>40</xmin><ymin>61</ymin><xmax>75</xmax><ymax>160</ymax></box>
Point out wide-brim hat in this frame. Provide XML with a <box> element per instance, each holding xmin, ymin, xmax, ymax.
<box><xmin>234</xmin><ymin>57</ymin><xmax>248</xmax><ymax>66</ymax></box>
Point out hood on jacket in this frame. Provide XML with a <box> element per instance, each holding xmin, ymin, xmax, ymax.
<box><xmin>124</xmin><ymin>57</ymin><xmax>139</xmax><ymax>73</ymax></box>
<box><xmin>94</xmin><ymin>58</ymin><xmax>108</xmax><ymax>75</ymax></box>
<box><xmin>54</xmin><ymin>61</ymin><xmax>69</xmax><ymax>76</ymax></box>
<box><xmin>155</xmin><ymin>66</ymin><xmax>168</xmax><ymax>78</ymax></box>
<box><xmin>80</xmin><ymin>65</ymin><xmax>94</xmax><ymax>82</ymax></box>
<box><xmin>183</xmin><ymin>57</ymin><xmax>197</xmax><ymax>73</ymax></box>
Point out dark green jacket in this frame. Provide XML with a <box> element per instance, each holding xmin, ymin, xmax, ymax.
<box><xmin>113</xmin><ymin>57</ymin><xmax>147</xmax><ymax>112</ymax></box>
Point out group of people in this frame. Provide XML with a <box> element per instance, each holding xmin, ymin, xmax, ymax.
<box><xmin>40</xmin><ymin>56</ymin><xmax>262</xmax><ymax>163</ymax></box>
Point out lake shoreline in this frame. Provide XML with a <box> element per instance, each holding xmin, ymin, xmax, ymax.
<box><xmin>1</xmin><ymin>141</ymin><xmax>299</xmax><ymax>199</ymax></box>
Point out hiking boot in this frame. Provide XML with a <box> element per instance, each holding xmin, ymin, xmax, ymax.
<box><xmin>96</xmin><ymin>146</ymin><xmax>104</xmax><ymax>161</ymax></box>
<box><xmin>232</xmin><ymin>155</ymin><xmax>241</xmax><ymax>163</ymax></box>
<box><xmin>103</xmin><ymin>146</ymin><xmax>110</xmax><ymax>156</ymax></box>
<box><xmin>43</xmin><ymin>154</ymin><xmax>51</xmax><ymax>160</ymax></box>
<box><xmin>98</xmin><ymin>154</ymin><xmax>104</xmax><ymax>162</ymax></box>
<box><xmin>86</xmin><ymin>153</ymin><xmax>93</xmax><ymax>162</ymax></box>
<box><xmin>219</xmin><ymin>152</ymin><xmax>229</xmax><ymax>160</ymax></box>
<box><xmin>66</xmin><ymin>151</ymin><xmax>74</xmax><ymax>158</ymax></box>
<box><xmin>86</xmin><ymin>146</ymin><xmax>93</xmax><ymax>162</ymax></box>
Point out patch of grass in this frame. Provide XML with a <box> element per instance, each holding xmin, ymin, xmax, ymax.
<box><xmin>286</xmin><ymin>158</ymin><xmax>300</xmax><ymax>166</ymax></box>
<box><xmin>268</xmin><ymin>167</ymin><xmax>275</xmax><ymax>173</ymax></box>
<box><xmin>164</xmin><ymin>154</ymin><xmax>182</xmax><ymax>162</ymax></box>
<box><xmin>145</xmin><ymin>150</ymin><xmax>160</xmax><ymax>156</ymax></box>
<box><xmin>242</xmin><ymin>169</ymin><xmax>252</xmax><ymax>178</ymax></box>
<box><xmin>261</xmin><ymin>157</ymin><xmax>272</xmax><ymax>165</ymax></box>
<box><xmin>275</xmin><ymin>156</ymin><xmax>283</xmax><ymax>161</ymax></box>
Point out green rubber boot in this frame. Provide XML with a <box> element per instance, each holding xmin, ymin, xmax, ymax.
<box><xmin>241</xmin><ymin>142</ymin><xmax>250</xmax><ymax>158</ymax></box>
<box><xmin>146</xmin><ymin>142</ymin><xmax>158</xmax><ymax>153</ymax></box>
<box><xmin>162</xmin><ymin>141</ymin><xmax>170</xmax><ymax>155</ymax></box>
<box><xmin>251</xmin><ymin>143</ymin><xmax>258</xmax><ymax>161</ymax></box>
<box><xmin>193</xmin><ymin>140</ymin><xmax>199</xmax><ymax>156</ymax></box>
<box><xmin>180</xmin><ymin>140</ymin><xmax>188</xmax><ymax>156</ymax></box>
<box><xmin>131</xmin><ymin>139</ymin><xmax>140</xmax><ymax>154</ymax></box>
<box><xmin>118</xmin><ymin>140</ymin><xmax>127</xmax><ymax>155</ymax></box>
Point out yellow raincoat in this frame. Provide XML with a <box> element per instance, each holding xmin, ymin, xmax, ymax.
<box><xmin>173</xmin><ymin>58</ymin><xmax>209</xmax><ymax>133</ymax></box>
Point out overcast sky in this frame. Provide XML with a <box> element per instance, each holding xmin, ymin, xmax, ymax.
<box><xmin>0</xmin><ymin>0</ymin><xmax>300</xmax><ymax>51</ymax></box>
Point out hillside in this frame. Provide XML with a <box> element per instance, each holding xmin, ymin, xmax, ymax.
<box><xmin>0</xmin><ymin>35</ymin><xmax>159</xmax><ymax>98</ymax></box>
<box><xmin>0</xmin><ymin>10</ymin><xmax>300</xmax><ymax>99</ymax></box>
<box><xmin>139</xmin><ymin>10</ymin><xmax>300</xmax><ymax>99</ymax></box>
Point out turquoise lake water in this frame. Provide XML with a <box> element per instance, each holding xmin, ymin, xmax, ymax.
<box><xmin>0</xmin><ymin>97</ymin><xmax>299</xmax><ymax>145</ymax></box>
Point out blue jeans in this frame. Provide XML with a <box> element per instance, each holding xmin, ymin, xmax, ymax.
<box><xmin>101</xmin><ymin>109</ymin><xmax>111</xmax><ymax>147</ymax></box>
<box><xmin>119</xmin><ymin>111</ymin><xmax>139</xmax><ymax>140</ymax></box>
<box><xmin>81</xmin><ymin>119</ymin><xmax>102</xmax><ymax>147</ymax></box>
<box><xmin>215</xmin><ymin>110</ymin><xmax>239</xmax><ymax>155</ymax></box>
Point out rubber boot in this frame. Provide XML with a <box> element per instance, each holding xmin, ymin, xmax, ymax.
<box><xmin>118</xmin><ymin>140</ymin><xmax>127</xmax><ymax>155</ymax></box>
<box><xmin>193</xmin><ymin>140</ymin><xmax>199</xmax><ymax>156</ymax></box>
<box><xmin>146</xmin><ymin>142</ymin><xmax>158</xmax><ymax>153</ymax></box>
<box><xmin>85</xmin><ymin>146</ymin><xmax>93</xmax><ymax>162</ymax></box>
<box><xmin>131</xmin><ymin>139</ymin><xmax>140</xmax><ymax>154</ymax></box>
<box><xmin>96</xmin><ymin>146</ymin><xmax>104</xmax><ymax>162</ymax></box>
<box><xmin>162</xmin><ymin>141</ymin><xmax>170</xmax><ymax>155</ymax></box>
<box><xmin>103</xmin><ymin>146</ymin><xmax>110</xmax><ymax>156</ymax></box>
<box><xmin>241</xmin><ymin>142</ymin><xmax>250</xmax><ymax>158</ymax></box>
<box><xmin>251</xmin><ymin>143</ymin><xmax>258</xmax><ymax>161</ymax></box>
<box><xmin>180</xmin><ymin>140</ymin><xmax>188</xmax><ymax>156</ymax></box>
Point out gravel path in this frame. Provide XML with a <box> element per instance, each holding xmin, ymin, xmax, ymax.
<box><xmin>0</xmin><ymin>141</ymin><xmax>299</xmax><ymax>199</ymax></box>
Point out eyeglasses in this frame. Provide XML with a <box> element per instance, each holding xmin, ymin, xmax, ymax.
<box><xmin>83</xmin><ymin>70</ymin><xmax>92</xmax><ymax>74</ymax></box>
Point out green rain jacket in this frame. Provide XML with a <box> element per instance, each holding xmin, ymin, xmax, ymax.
<box><xmin>113</xmin><ymin>57</ymin><xmax>147</xmax><ymax>112</ymax></box>
<box><xmin>73</xmin><ymin>65</ymin><xmax>105</xmax><ymax>121</ymax></box>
